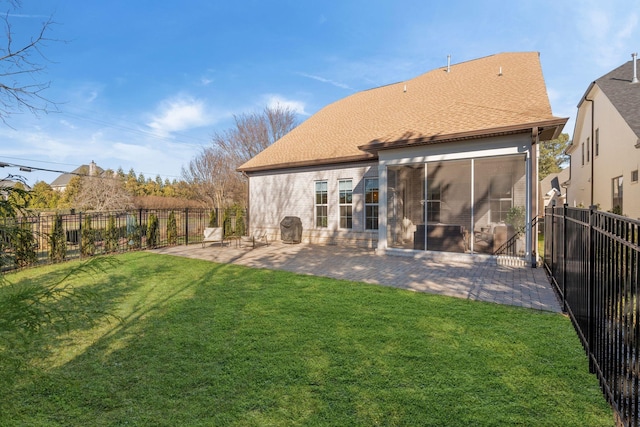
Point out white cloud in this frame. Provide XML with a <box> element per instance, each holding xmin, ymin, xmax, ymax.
<box><xmin>297</xmin><ymin>72</ymin><xmax>352</xmax><ymax>90</ymax></box>
<box><xmin>147</xmin><ymin>95</ymin><xmax>213</xmax><ymax>135</ymax></box>
<box><xmin>264</xmin><ymin>94</ymin><xmax>308</xmax><ymax>116</ymax></box>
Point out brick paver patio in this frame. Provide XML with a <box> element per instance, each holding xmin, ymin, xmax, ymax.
<box><xmin>152</xmin><ymin>241</ymin><xmax>561</xmax><ymax>313</ymax></box>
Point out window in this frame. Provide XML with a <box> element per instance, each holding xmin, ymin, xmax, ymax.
<box><xmin>490</xmin><ymin>176</ymin><xmax>512</xmax><ymax>223</ymax></box>
<box><xmin>586</xmin><ymin>137</ymin><xmax>590</xmax><ymax>162</ymax></box>
<box><xmin>338</xmin><ymin>179</ymin><xmax>352</xmax><ymax>229</ymax></box>
<box><xmin>632</xmin><ymin>169</ymin><xmax>638</xmax><ymax>183</ymax></box>
<box><xmin>581</xmin><ymin>143</ymin><xmax>585</xmax><ymax>166</ymax></box>
<box><xmin>612</xmin><ymin>176</ymin><xmax>623</xmax><ymax>213</ymax></box>
<box><xmin>426</xmin><ymin>183</ymin><xmax>441</xmax><ymax>223</ymax></box>
<box><xmin>315</xmin><ymin>181</ymin><xmax>328</xmax><ymax>228</ymax></box>
<box><xmin>364</xmin><ymin>178</ymin><xmax>378</xmax><ymax>230</ymax></box>
<box><xmin>595</xmin><ymin>128</ymin><xmax>599</xmax><ymax>156</ymax></box>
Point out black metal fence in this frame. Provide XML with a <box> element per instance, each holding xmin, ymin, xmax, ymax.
<box><xmin>544</xmin><ymin>205</ymin><xmax>640</xmax><ymax>426</ymax></box>
<box><xmin>1</xmin><ymin>208</ymin><xmax>246</xmax><ymax>272</ymax></box>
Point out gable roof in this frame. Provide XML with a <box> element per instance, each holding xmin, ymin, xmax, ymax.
<box><xmin>50</xmin><ymin>163</ymin><xmax>105</xmax><ymax>188</ymax></box>
<box><xmin>239</xmin><ymin>52</ymin><xmax>566</xmax><ymax>173</ymax></box>
<box><xmin>580</xmin><ymin>59</ymin><xmax>640</xmax><ymax>140</ymax></box>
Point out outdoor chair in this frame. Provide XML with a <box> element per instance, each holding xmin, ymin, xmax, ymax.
<box><xmin>240</xmin><ymin>230</ymin><xmax>269</xmax><ymax>249</ymax></box>
<box><xmin>202</xmin><ymin>227</ymin><xmax>224</xmax><ymax>247</ymax></box>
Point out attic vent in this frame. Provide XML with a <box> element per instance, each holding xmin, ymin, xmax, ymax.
<box><xmin>498</xmin><ymin>66</ymin><xmax>503</xmax><ymax>76</ymax></box>
<box><xmin>632</xmin><ymin>53</ymin><xmax>639</xmax><ymax>84</ymax></box>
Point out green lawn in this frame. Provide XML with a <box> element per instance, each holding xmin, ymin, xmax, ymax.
<box><xmin>0</xmin><ymin>252</ymin><xmax>613</xmax><ymax>426</ymax></box>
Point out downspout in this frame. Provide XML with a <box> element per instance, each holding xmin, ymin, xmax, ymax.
<box><xmin>584</xmin><ymin>97</ymin><xmax>594</xmax><ymax>206</ymax></box>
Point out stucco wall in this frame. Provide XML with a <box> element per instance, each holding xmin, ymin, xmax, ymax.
<box><xmin>247</xmin><ymin>162</ymin><xmax>379</xmax><ymax>247</ymax></box>
<box><xmin>568</xmin><ymin>88</ymin><xmax>640</xmax><ymax>219</ymax></box>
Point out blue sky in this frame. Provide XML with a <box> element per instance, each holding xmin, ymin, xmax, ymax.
<box><xmin>1</xmin><ymin>0</ymin><xmax>639</xmax><ymax>185</ymax></box>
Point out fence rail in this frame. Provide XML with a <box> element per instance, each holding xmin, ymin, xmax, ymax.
<box><xmin>1</xmin><ymin>208</ymin><xmax>246</xmax><ymax>272</ymax></box>
<box><xmin>544</xmin><ymin>205</ymin><xmax>640</xmax><ymax>427</ymax></box>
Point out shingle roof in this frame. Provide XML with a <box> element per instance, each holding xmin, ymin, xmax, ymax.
<box><xmin>50</xmin><ymin>163</ymin><xmax>105</xmax><ymax>188</ymax></box>
<box><xmin>239</xmin><ymin>52</ymin><xmax>566</xmax><ymax>173</ymax></box>
<box><xmin>590</xmin><ymin>60</ymin><xmax>640</xmax><ymax>139</ymax></box>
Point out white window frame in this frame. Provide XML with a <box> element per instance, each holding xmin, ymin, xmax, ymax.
<box><xmin>364</xmin><ymin>178</ymin><xmax>379</xmax><ymax>230</ymax></box>
<box><xmin>338</xmin><ymin>179</ymin><xmax>353</xmax><ymax>229</ymax></box>
<box><xmin>315</xmin><ymin>181</ymin><xmax>328</xmax><ymax>228</ymax></box>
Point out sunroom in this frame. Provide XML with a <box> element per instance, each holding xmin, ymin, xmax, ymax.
<box><xmin>370</xmin><ymin>133</ymin><xmax>540</xmax><ymax>262</ymax></box>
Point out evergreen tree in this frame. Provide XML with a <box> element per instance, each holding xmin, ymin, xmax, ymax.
<box><xmin>49</xmin><ymin>213</ymin><xmax>66</xmax><ymax>262</ymax></box>
<box><xmin>81</xmin><ymin>215</ymin><xmax>96</xmax><ymax>257</ymax></box>
<box><xmin>12</xmin><ymin>218</ymin><xmax>37</xmax><ymax>268</ymax></box>
<box><xmin>104</xmin><ymin>215</ymin><xmax>119</xmax><ymax>253</ymax></box>
<box><xmin>167</xmin><ymin>211</ymin><xmax>177</xmax><ymax>245</ymax></box>
<box><xmin>146</xmin><ymin>213</ymin><xmax>159</xmax><ymax>248</ymax></box>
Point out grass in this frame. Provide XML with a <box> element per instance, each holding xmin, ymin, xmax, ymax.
<box><xmin>0</xmin><ymin>252</ymin><xmax>613</xmax><ymax>426</ymax></box>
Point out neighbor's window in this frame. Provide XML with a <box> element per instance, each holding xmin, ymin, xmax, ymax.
<box><xmin>490</xmin><ymin>176</ymin><xmax>512</xmax><ymax>223</ymax></box>
<box><xmin>581</xmin><ymin>143</ymin><xmax>585</xmax><ymax>166</ymax></box>
<box><xmin>595</xmin><ymin>128</ymin><xmax>599</xmax><ymax>156</ymax></box>
<box><xmin>338</xmin><ymin>179</ymin><xmax>353</xmax><ymax>229</ymax></box>
<box><xmin>315</xmin><ymin>181</ymin><xmax>328</xmax><ymax>228</ymax></box>
<box><xmin>612</xmin><ymin>176</ymin><xmax>623</xmax><ymax>213</ymax></box>
<box><xmin>364</xmin><ymin>178</ymin><xmax>378</xmax><ymax>230</ymax></box>
<box><xmin>632</xmin><ymin>169</ymin><xmax>638</xmax><ymax>183</ymax></box>
<box><xmin>586</xmin><ymin>137</ymin><xmax>590</xmax><ymax>162</ymax></box>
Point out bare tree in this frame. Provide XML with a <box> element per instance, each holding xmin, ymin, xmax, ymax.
<box><xmin>183</xmin><ymin>105</ymin><xmax>298</xmax><ymax>207</ymax></box>
<box><xmin>214</xmin><ymin>104</ymin><xmax>298</xmax><ymax>166</ymax></box>
<box><xmin>74</xmin><ymin>175</ymin><xmax>133</xmax><ymax>212</ymax></box>
<box><xmin>182</xmin><ymin>146</ymin><xmax>240</xmax><ymax>208</ymax></box>
<box><xmin>0</xmin><ymin>1</ymin><xmax>58</xmax><ymax>123</ymax></box>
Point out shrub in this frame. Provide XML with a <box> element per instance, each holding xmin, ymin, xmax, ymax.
<box><xmin>12</xmin><ymin>218</ymin><xmax>37</xmax><ymax>267</ymax></box>
<box><xmin>49</xmin><ymin>213</ymin><xmax>66</xmax><ymax>262</ymax></box>
<box><xmin>126</xmin><ymin>214</ymin><xmax>141</xmax><ymax>249</ymax></box>
<box><xmin>234</xmin><ymin>205</ymin><xmax>245</xmax><ymax>236</ymax></box>
<box><xmin>104</xmin><ymin>215</ymin><xmax>119</xmax><ymax>253</ymax></box>
<box><xmin>167</xmin><ymin>211</ymin><xmax>177</xmax><ymax>245</ymax></box>
<box><xmin>208</xmin><ymin>209</ymin><xmax>217</xmax><ymax>227</ymax></box>
<box><xmin>81</xmin><ymin>215</ymin><xmax>96</xmax><ymax>257</ymax></box>
<box><xmin>146</xmin><ymin>213</ymin><xmax>159</xmax><ymax>248</ymax></box>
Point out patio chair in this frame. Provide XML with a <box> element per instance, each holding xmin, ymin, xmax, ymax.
<box><xmin>202</xmin><ymin>227</ymin><xmax>224</xmax><ymax>247</ymax></box>
<box><xmin>240</xmin><ymin>230</ymin><xmax>269</xmax><ymax>249</ymax></box>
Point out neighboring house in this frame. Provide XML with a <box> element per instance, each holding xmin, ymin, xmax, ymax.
<box><xmin>238</xmin><ymin>52</ymin><xmax>566</xmax><ymax>263</ymax></box>
<box><xmin>566</xmin><ymin>56</ymin><xmax>640</xmax><ymax>219</ymax></box>
<box><xmin>50</xmin><ymin>161</ymin><xmax>104</xmax><ymax>192</ymax></box>
<box><xmin>0</xmin><ymin>179</ymin><xmax>30</xmax><ymax>200</ymax></box>
<box><xmin>539</xmin><ymin>167</ymin><xmax>569</xmax><ymax>209</ymax></box>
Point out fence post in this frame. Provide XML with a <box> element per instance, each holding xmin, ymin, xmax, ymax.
<box><xmin>588</xmin><ymin>206</ymin><xmax>597</xmax><ymax>373</ymax></box>
<box><xmin>184</xmin><ymin>208</ymin><xmax>189</xmax><ymax>246</ymax></box>
<box><xmin>78</xmin><ymin>211</ymin><xmax>83</xmax><ymax>257</ymax></box>
<box><xmin>562</xmin><ymin>204</ymin><xmax>568</xmax><ymax>312</ymax></box>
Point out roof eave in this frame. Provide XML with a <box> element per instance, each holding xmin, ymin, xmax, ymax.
<box><xmin>358</xmin><ymin>118</ymin><xmax>568</xmax><ymax>154</ymax></box>
<box><xmin>238</xmin><ymin>153</ymin><xmax>377</xmax><ymax>174</ymax></box>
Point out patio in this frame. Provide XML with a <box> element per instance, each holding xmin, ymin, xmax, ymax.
<box><xmin>152</xmin><ymin>241</ymin><xmax>561</xmax><ymax>313</ymax></box>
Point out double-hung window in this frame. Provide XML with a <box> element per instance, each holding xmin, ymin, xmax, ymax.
<box><xmin>339</xmin><ymin>179</ymin><xmax>353</xmax><ymax>229</ymax></box>
<box><xmin>315</xmin><ymin>181</ymin><xmax>328</xmax><ymax>228</ymax></box>
<box><xmin>364</xmin><ymin>178</ymin><xmax>378</xmax><ymax>230</ymax></box>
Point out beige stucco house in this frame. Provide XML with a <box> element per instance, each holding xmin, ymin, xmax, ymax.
<box><xmin>239</xmin><ymin>52</ymin><xmax>566</xmax><ymax>263</ymax></box>
<box><xmin>566</xmin><ymin>57</ymin><xmax>640</xmax><ymax>219</ymax></box>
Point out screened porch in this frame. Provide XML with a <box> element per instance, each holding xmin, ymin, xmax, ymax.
<box><xmin>386</xmin><ymin>154</ymin><xmax>526</xmax><ymax>256</ymax></box>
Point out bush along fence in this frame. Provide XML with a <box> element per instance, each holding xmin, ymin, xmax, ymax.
<box><xmin>544</xmin><ymin>205</ymin><xmax>640</xmax><ymax>427</ymax></box>
<box><xmin>1</xmin><ymin>207</ymin><xmax>247</xmax><ymax>272</ymax></box>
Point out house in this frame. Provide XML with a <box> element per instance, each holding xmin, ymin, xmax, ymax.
<box><xmin>50</xmin><ymin>161</ymin><xmax>104</xmax><ymax>192</ymax></box>
<box><xmin>0</xmin><ymin>179</ymin><xmax>30</xmax><ymax>200</ymax></box>
<box><xmin>566</xmin><ymin>55</ymin><xmax>640</xmax><ymax>219</ymax></box>
<box><xmin>238</xmin><ymin>52</ymin><xmax>567</xmax><ymax>263</ymax></box>
<box><xmin>539</xmin><ymin>167</ymin><xmax>569</xmax><ymax>209</ymax></box>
